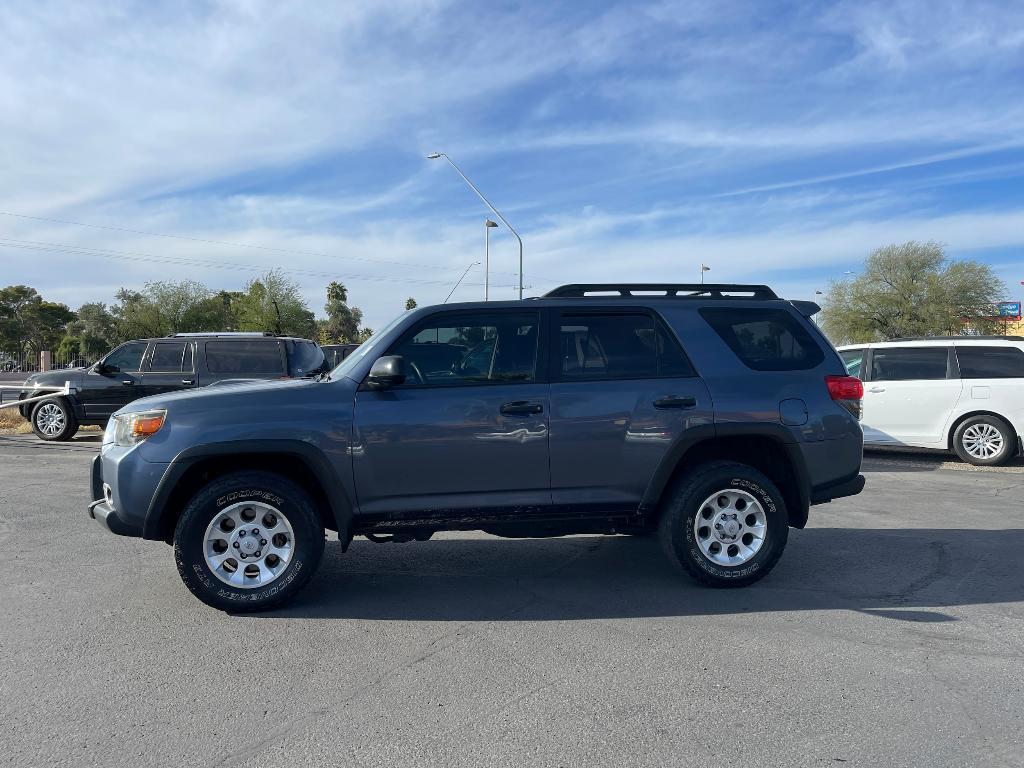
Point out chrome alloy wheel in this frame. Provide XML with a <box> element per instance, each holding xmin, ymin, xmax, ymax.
<box><xmin>961</xmin><ymin>423</ymin><xmax>1004</xmax><ymax>460</ymax></box>
<box><xmin>34</xmin><ymin>403</ymin><xmax>66</xmax><ymax>437</ymax></box>
<box><xmin>692</xmin><ymin>489</ymin><xmax>767</xmax><ymax>567</ymax></box>
<box><xmin>203</xmin><ymin>501</ymin><xmax>295</xmax><ymax>589</ymax></box>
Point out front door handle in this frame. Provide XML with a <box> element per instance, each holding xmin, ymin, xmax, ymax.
<box><xmin>121</xmin><ymin>380</ymin><xmax>133</xmax><ymax>386</ymax></box>
<box><xmin>182</xmin><ymin>379</ymin><xmax>195</xmax><ymax>385</ymax></box>
<box><xmin>654</xmin><ymin>395</ymin><xmax>697</xmax><ymax>409</ymax></box>
<box><xmin>500</xmin><ymin>401</ymin><xmax>544</xmax><ymax>416</ymax></box>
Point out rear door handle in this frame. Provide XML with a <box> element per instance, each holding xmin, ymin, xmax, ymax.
<box><xmin>121</xmin><ymin>380</ymin><xmax>133</xmax><ymax>386</ymax></box>
<box><xmin>500</xmin><ymin>401</ymin><xmax>544</xmax><ymax>416</ymax></box>
<box><xmin>654</xmin><ymin>395</ymin><xmax>697</xmax><ymax>409</ymax></box>
<box><xmin>182</xmin><ymin>379</ymin><xmax>195</xmax><ymax>385</ymax></box>
<box><xmin>868</xmin><ymin>386</ymin><xmax>886</xmax><ymax>393</ymax></box>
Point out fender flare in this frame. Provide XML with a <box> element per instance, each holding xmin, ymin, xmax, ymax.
<box><xmin>142</xmin><ymin>439</ymin><xmax>353</xmax><ymax>540</ymax></box>
<box><xmin>639</xmin><ymin>423</ymin><xmax>811</xmax><ymax>527</ymax></box>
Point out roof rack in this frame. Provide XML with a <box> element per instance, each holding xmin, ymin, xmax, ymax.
<box><xmin>887</xmin><ymin>335</ymin><xmax>1024</xmax><ymax>342</ymax></box>
<box><xmin>169</xmin><ymin>332</ymin><xmax>276</xmax><ymax>338</ymax></box>
<box><xmin>542</xmin><ymin>283</ymin><xmax>778</xmax><ymax>299</ymax></box>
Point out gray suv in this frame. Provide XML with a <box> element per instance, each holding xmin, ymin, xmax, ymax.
<box><xmin>88</xmin><ymin>284</ymin><xmax>865</xmax><ymax>612</ymax></box>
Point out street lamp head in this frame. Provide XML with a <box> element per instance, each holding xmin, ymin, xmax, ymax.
<box><xmin>485</xmin><ymin>219</ymin><xmax>498</xmax><ymax>228</ymax></box>
<box><xmin>426</xmin><ymin>152</ymin><xmax>443</xmax><ymax>160</ymax></box>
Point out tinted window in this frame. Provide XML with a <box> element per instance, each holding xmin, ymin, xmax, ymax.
<box><xmin>286</xmin><ymin>340</ymin><xmax>325</xmax><ymax>377</ymax></box>
<box><xmin>148</xmin><ymin>342</ymin><xmax>189</xmax><ymax>372</ymax></box>
<box><xmin>559</xmin><ymin>314</ymin><xmax>693</xmax><ymax>379</ymax></box>
<box><xmin>870</xmin><ymin>347</ymin><xmax>948</xmax><ymax>381</ymax></box>
<box><xmin>840</xmin><ymin>349</ymin><xmax>865</xmax><ymax>379</ymax></box>
<box><xmin>206</xmin><ymin>341</ymin><xmax>285</xmax><ymax>375</ymax></box>
<box><xmin>700</xmin><ymin>308</ymin><xmax>824</xmax><ymax>371</ymax></box>
<box><xmin>956</xmin><ymin>346</ymin><xmax>1024</xmax><ymax>379</ymax></box>
<box><xmin>390</xmin><ymin>312</ymin><xmax>539</xmax><ymax>386</ymax></box>
<box><xmin>103</xmin><ymin>342</ymin><xmax>146</xmax><ymax>373</ymax></box>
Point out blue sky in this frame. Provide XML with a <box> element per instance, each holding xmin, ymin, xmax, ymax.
<box><xmin>2</xmin><ymin>0</ymin><xmax>1023</xmax><ymax>328</ymax></box>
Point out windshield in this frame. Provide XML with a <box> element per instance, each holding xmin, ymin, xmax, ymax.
<box><xmin>329</xmin><ymin>312</ymin><xmax>407</xmax><ymax>380</ymax></box>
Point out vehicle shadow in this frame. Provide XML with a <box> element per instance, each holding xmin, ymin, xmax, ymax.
<box><xmin>862</xmin><ymin>447</ymin><xmax>1024</xmax><ymax>473</ymax></box>
<box><xmin>272</xmin><ymin>527</ymin><xmax>1024</xmax><ymax>622</ymax></box>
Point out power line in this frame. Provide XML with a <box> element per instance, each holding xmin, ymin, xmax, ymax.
<box><xmin>0</xmin><ymin>209</ymin><xmax>532</xmax><ymax>278</ymax></box>
<box><xmin>0</xmin><ymin>238</ymin><xmax>518</xmax><ymax>289</ymax></box>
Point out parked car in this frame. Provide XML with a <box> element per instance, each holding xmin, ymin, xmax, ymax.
<box><xmin>20</xmin><ymin>333</ymin><xmax>324</xmax><ymax>441</ymax></box>
<box><xmin>88</xmin><ymin>283</ymin><xmax>865</xmax><ymax>612</ymax></box>
<box><xmin>321</xmin><ymin>343</ymin><xmax>361</xmax><ymax>368</ymax></box>
<box><xmin>837</xmin><ymin>336</ymin><xmax>1024</xmax><ymax>465</ymax></box>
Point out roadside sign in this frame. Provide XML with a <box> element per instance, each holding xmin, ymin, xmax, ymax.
<box><xmin>997</xmin><ymin>301</ymin><xmax>1022</xmax><ymax>319</ymax></box>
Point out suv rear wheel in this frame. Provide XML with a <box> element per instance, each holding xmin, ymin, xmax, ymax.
<box><xmin>173</xmin><ymin>471</ymin><xmax>325</xmax><ymax>612</ymax></box>
<box><xmin>31</xmin><ymin>398</ymin><xmax>79</xmax><ymax>441</ymax></box>
<box><xmin>952</xmin><ymin>415</ymin><xmax>1015</xmax><ymax>466</ymax></box>
<box><xmin>658</xmin><ymin>461</ymin><xmax>789</xmax><ymax>587</ymax></box>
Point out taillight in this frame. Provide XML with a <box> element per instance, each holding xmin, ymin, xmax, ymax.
<box><xmin>826</xmin><ymin>375</ymin><xmax>863</xmax><ymax>419</ymax></box>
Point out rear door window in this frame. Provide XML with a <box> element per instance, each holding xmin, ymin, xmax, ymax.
<box><xmin>870</xmin><ymin>347</ymin><xmax>949</xmax><ymax>381</ymax></box>
<box><xmin>205</xmin><ymin>341</ymin><xmax>286</xmax><ymax>375</ymax></box>
<box><xmin>955</xmin><ymin>346</ymin><xmax>1024</xmax><ymax>379</ymax></box>
<box><xmin>147</xmin><ymin>342</ymin><xmax>190</xmax><ymax>372</ymax></box>
<box><xmin>557</xmin><ymin>313</ymin><xmax>693</xmax><ymax>380</ymax></box>
<box><xmin>699</xmin><ymin>308</ymin><xmax>824</xmax><ymax>371</ymax></box>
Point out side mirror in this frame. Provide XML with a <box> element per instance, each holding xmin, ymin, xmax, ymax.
<box><xmin>367</xmin><ymin>355</ymin><xmax>406</xmax><ymax>389</ymax></box>
<box><xmin>96</xmin><ymin>362</ymin><xmax>116</xmax><ymax>374</ymax></box>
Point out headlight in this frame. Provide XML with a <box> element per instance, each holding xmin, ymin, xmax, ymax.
<box><xmin>112</xmin><ymin>409</ymin><xmax>166</xmax><ymax>446</ymax></box>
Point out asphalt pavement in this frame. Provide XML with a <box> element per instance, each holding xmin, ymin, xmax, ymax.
<box><xmin>0</xmin><ymin>436</ymin><xmax>1021</xmax><ymax>767</ymax></box>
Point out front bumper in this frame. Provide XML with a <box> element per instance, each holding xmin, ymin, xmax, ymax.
<box><xmin>87</xmin><ymin>452</ymin><xmax>159</xmax><ymax>538</ymax></box>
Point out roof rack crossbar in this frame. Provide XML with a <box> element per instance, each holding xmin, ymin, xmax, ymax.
<box><xmin>542</xmin><ymin>283</ymin><xmax>778</xmax><ymax>299</ymax></box>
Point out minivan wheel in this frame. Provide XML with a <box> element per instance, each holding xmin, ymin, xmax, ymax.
<box><xmin>952</xmin><ymin>415</ymin><xmax>1015</xmax><ymax>466</ymax></box>
<box><xmin>31</xmin><ymin>398</ymin><xmax>79</xmax><ymax>441</ymax></box>
<box><xmin>658</xmin><ymin>461</ymin><xmax>788</xmax><ymax>588</ymax></box>
<box><xmin>173</xmin><ymin>471</ymin><xmax>325</xmax><ymax>612</ymax></box>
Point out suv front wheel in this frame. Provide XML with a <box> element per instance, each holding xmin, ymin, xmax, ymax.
<box><xmin>658</xmin><ymin>461</ymin><xmax>789</xmax><ymax>588</ymax></box>
<box><xmin>174</xmin><ymin>471</ymin><xmax>325</xmax><ymax>612</ymax></box>
<box><xmin>31</xmin><ymin>397</ymin><xmax>79</xmax><ymax>441</ymax></box>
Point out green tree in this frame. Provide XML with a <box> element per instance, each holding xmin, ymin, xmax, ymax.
<box><xmin>111</xmin><ymin>280</ymin><xmax>222</xmax><ymax>338</ymax></box>
<box><xmin>323</xmin><ymin>281</ymin><xmax>364</xmax><ymax>343</ymax></box>
<box><xmin>236</xmin><ymin>270</ymin><xmax>316</xmax><ymax>338</ymax></box>
<box><xmin>405</xmin><ymin>297</ymin><xmax>417</xmax><ymax>311</ymax></box>
<box><xmin>0</xmin><ymin>285</ymin><xmax>76</xmax><ymax>358</ymax></box>
<box><xmin>59</xmin><ymin>302</ymin><xmax>118</xmax><ymax>361</ymax></box>
<box><xmin>819</xmin><ymin>241</ymin><xmax>1007</xmax><ymax>344</ymax></box>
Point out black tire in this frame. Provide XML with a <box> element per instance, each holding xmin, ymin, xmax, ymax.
<box><xmin>173</xmin><ymin>471</ymin><xmax>325</xmax><ymax>612</ymax></box>
<box><xmin>658</xmin><ymin>460</ymin><xmax>789</xmax><ymax>588</ymax></box>
<box><xmin>952</xmin><ymin>415</ymin><xmax>1015</xmax><ymax>466</ymax></box>
<box><xmin>30</xmin><ymin>397</ymin><xmax>79</xmax><ymax>441</ymax></box>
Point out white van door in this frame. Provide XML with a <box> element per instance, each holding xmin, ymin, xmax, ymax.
<box><xmin>863</xmin><ymin>346</ymin><xmax>962</xmax><ymax>446</ymax></box>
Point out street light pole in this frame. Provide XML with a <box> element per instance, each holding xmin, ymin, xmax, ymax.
<box><xmin>444</xmin><ymin>261</ymin><xmax>480</xmax><ymax>304</ymax></box>
<box><xmin>428</xmin><ymin>152</ymin><xmax>525</xmax><ymax>299</ymax></box>
<box><xmin>484</xmin><ymin>219</ymin><xmax>498</xmax><ymax>301</ymax></box>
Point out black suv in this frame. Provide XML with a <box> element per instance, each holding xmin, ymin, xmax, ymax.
<box><xmin>88</xmin><ymin>283</ymin><xmax>865</xmax><ymax>612</ymax></box>
<box><xmin>20</xmin><ymin>333</ymin><xmax>324</xmax><ymax>441</ymax></box>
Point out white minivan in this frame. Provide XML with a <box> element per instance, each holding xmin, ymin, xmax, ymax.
<box><xmin>836</xmin><ymin>337</ymin><xmax>1024</xmax><ymax>466</ymax></box>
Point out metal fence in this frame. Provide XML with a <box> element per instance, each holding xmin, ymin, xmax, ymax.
<box><xmin>0</xmin><ymin>351</ymin><xmax>89</xmax><ymax>374</ymax></box>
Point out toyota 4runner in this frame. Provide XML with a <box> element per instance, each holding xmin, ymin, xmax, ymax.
<box><xmin>88</xmin><ymin>284</ymin><xmax>865</xmax><ymax>612</ymax></box>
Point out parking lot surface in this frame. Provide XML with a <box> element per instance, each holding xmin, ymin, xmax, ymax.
<box><xmin>1</xmin><ymin>436</ymin><xmax>1022</xmax><ymax>767</ymax></box>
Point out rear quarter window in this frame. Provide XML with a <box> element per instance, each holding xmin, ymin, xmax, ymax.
<box><xmin>955</xmin><ymin>346</ymin><xmax>1024</xmax><ymax>379</ymax></box>
<box><xmin>205</xmin><ymin>341</ymin><xmax>286</xmax><ymax>375</ymax></box>
<box><xmin>699</xmin><ymin>308</ymin><xmax>824</xmax><ymax>371</ymax></box>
